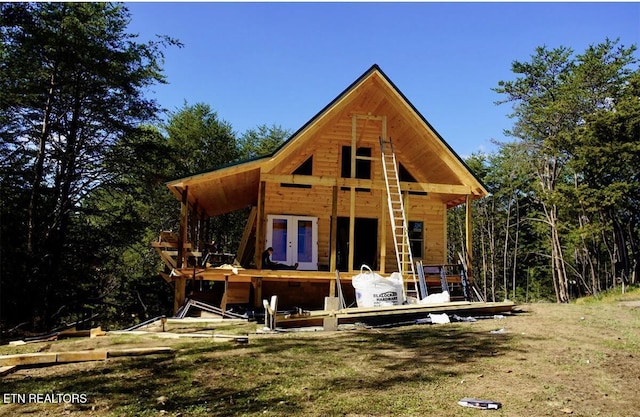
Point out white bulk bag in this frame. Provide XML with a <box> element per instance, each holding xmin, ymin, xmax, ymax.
<box><xmin>352</xmin><ymin>265</ymin><xmax>405</xmax><ymax>308</ymax></box>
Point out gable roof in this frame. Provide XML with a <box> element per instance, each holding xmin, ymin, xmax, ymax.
<box><xmin>166</xmin><ymin>64</ymin><xmax>488</xmax><ymax>216</ymax></box>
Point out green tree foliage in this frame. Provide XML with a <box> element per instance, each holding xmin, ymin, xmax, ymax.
<box><xmin>487</xmin><ymin>38</ymin><xmax>639</xmax><ymax>302</ymax></box>
<box><xmin>238</xmin><ymin>124</ymin><xmax>291</xmax><ymax>159</ymax></box>
<box><xmin>75</xmin><ymin>127</ymin><xmax>178</xmax><ymax>325</ymax></box>
<box><xmin>164</xmin><ymin>102</ymin><xmax>239</xmax><ymax>177</ymax></box>
<box><xmin>0</xmin><ymin>3</ymin><xmax>177</xmax><ymax>330</ymax></box>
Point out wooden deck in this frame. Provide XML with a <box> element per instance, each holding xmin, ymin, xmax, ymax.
<box><xmin>164</xmin><ymin>265</ymin><xmax>508</xmax><ymax>324</ymax></box>
<box><xmin>273</xmin><ymin>300</ymin><xmax>515</xmax><ymax>328</ymax></box>
<box><xmin>168</xmin><ymin>266</ymin><xmax>466</xmax><ymax>284</ymax></box>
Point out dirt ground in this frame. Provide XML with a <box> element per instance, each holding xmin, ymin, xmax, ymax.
<box><xmin>0</xmin><ymin>292</ymin><xmax>639</xmax><ymax>416</ymax></box>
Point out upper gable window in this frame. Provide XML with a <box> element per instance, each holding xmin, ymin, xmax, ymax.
<box><xmin>341</xmin><ymin>146</ymin><xmax>371</xmax><ymax>179</ymax></box>
<box><xmin>281</xmin><ymin>156</ymin><xmax>313</xmax><ymax>188</ymax></box>
<box><xmin>399</xmin><ymin>163</ymin><xmax>417</xmax><ymax>182</ymax></box>
<box><xmin>294</xmin><ymin>156</ymin><xmax>313</xmax><ymax>175</ymax></box>
<box><xmin>399</xmin><ymin>163</ymin><xmax>427</xmax><ymax>196</ymax></box>
<box><xmin>341</xmin><ymin>146</ymin><xmax>371</xmax><ymax>192</ymax></box>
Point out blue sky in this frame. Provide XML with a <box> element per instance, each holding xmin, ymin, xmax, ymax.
<box><xmin>125</xmin><ymin>2</ymin><xmax>639</xmax><ymax>157</ymax></box>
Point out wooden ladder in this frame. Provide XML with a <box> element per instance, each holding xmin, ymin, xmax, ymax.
<box><xmin>379</xmin><ymin>137</ymin><xmax>418</xmax><ymax>298</ymax></box>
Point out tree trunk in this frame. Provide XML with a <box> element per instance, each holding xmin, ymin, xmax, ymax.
<box><xmin>503</xmin><ymin>195</ymin><xmax>512</xmax><ymax>300</ymax></box>
<box><xmin>512</xmin><ymin>196</ymin><xmax>521</xmax><ymax>300</ymax></box>
<box><xmin>27</xmin><ymin>70</ymin><xmax>57</xmax><ymax>254</ymax></box>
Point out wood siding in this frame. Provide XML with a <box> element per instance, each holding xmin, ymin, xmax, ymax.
<box><xmin>262</xmin><ymin>108</ymin><xmax>449</xmax><ymax>271</ymax></box>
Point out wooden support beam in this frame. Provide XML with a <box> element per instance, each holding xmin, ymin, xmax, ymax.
<box><xmin>259</xmin><ymin>173</ymin><xmax>472</xmax><ymax>195</ymax></box>
<box><xmin>190</xmin><ymin>199</ymin><xmax>198</xmax><ymax>253</ymax></box>
<box><xmin>329</xmin><ymin>277</ymin><xmax>336</xmax><ymax>297</ymax></box>
<box><xmin>252</xmin><ymin>277</ymin><xmax>262</xmax><ymax>309</ymax></box>
<box><xmin>177</xmin><ymin>187</ymin><xmax>188</xmax><ymax>269</ymax></box>
<box><xmin>198</xmin><ymin>207</ymin><xmax>206</xmax><ymax>253</ymax></box>
<box><xmin>0</xmin><ymin>347</ymin><xmax>172</xmax><ymax>368</ymax></box>
<box><xmin>465</xmin><ymin>194</ymin><xmax>473</xmax><ymax>267</ymax></box>
<box><xmin>106</xmin><ymin>347</ymin><xmax>173</xmax><ymax>356</ymax></box>
<box><xmin>57</xmin><ymin>350</ymin><xmax>108</xmax><ymax>363</ymax></box>
<box><xmin>0</xmin><ymin>366</ymin><xmax>17</xmax><ymax>376</ymax></box>
<box><xmin>173</xmin><ymin>276</ymin><xmax>187</xmax><ymax>315</ymax></box>
<box><xmin>355</xmin><ymin>114</ymin><xmax>384</xmax><ymax>121</ymax></box>
<box><xmin>403</xmin><ymin>190</ymin><xmax>410</xmax><ymax>269</ymax></box>
<box><xmin>256</xmin><ymin>180</ymin><xmax>266</xmax><ymax>268</ymax></box>
<box><xmin>236</xmin><ymin>206</ymin><xmax>257</xmax><ymax>266</ymax></box>
<box><xmin>348</xmin><ymin>114</ymin><xmax>357</xmax><ymax>272</ymax></box>
<box><xmin>330</xmin><ymin>185</ymin><xmax>338</xmax><ymax>272</ymax></box>
<box><xmin>380</xmin><ymin>190</ymin><xmax>387</xmax><ymax>274</ymax></box>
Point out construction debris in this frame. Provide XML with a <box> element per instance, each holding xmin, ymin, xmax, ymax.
<box><xmin>8</xmin><ymin>326</ymin><xmax>107</xmax><ymax>346</ymax></box>
<box><xmin>175</xmin><ymin>298</ymin><xmax>247</xmax><ymax>319</ymax></box>
<box><xmin>458</xmin><ymin>398</ymin><xmax>502</xmax><ymax>410</ymax></box>
<box><xmin>0</xmin><ymin>347</ymin><xmax>173</xmax><ymax>368</ymax></box>
<box><xmin>108</xmin><ymin>330</ymin><xmax>248</xmax><ymax>343</ymax></box>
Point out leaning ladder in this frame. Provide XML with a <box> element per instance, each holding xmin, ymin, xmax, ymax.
<box><xmin>379</xmin><ymin>137</ymin><xmax>418</xmax><ymax>297</ymax></box>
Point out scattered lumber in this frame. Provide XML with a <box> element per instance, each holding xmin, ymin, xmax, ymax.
<box><xmin>106</xmin><ymin>347</ymin><xmax>173</xmax><ymax>357</ymax></box>
<box><xmin>108</xmin><ymin>330</ymin><xmax>248</xmax><ymax>343</ymax></box>
<box><xmin>0</xmin><ymin>366</ymin><xmax>18</xmax><ymax>376</ymax></box>
<box><xmin>175</xmin><ymin>298</ymin><xmax>247</xmax><ymax>319</ymax></box>
<box><xmin>0</xmin><ymin>347</ymin><xmax>173</xmax><ymax>369</ymax></box>
<box><xmin>8</xmin><ymin>326</ymin><xmax>107</xmax><ymax>346</ymax></box>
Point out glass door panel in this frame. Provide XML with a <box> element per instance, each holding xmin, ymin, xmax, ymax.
<box><xmin>266</xmin><ymin>215</ymin><xmax>318</xmax><ymax>270</ymax></box>
<box><xmin>270</xmin><ymin>218</ymin><xmax>289</xmax><ymax>263</ymax></box>
<box><xmin>297</xmin><ymin>220</ymin><xmax>313</xmax><ymax>263</ymax></box>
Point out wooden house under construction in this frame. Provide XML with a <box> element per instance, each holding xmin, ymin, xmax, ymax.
<box><xmin>154</xmin><ymin>64</ymin><xmax>490</xmax><ymax>316</ymax></box>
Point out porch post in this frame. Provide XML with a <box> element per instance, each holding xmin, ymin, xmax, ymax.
<box><xmin>465</xmin><ymin>194</ymin><xmax>473</xmax><ymax>266</ymax></box>
<box><xmin>190</xmin><ymin>199</ymin><xmax>198</xmax><ymax>255</ymax></box>
<box><xmin>348</xmin><ymin>115</ymin><xmax>356</xmax><ymax>272</ymax></box>
<box><xmin>177</xmin><ymin>187</ymin><xmax>188</xmax><ymax>269</ymax></box>
<box><xmin>255</xmin><ymin>180</ymin><xmax>266</xmax><ymax>268</ymax></box>
<box><xmin>198</xmin><ymin>207</ymin><xmax>206</xmax><ymax>253</ymax></box>
<box><xmin>379</xmin><ymin>190</ymin><xmax>386</xmax><ymax>273</ymax></box>
<box><xmin>173</xmin><ymin>276</ymin><xmax>186</xmax><ymax>315</ymax></box>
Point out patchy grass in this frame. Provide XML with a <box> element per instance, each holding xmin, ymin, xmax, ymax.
<box><xmin>1</xmin><ymin>290</ymin><xmax>639</xmax><ymax>416</ymax></box>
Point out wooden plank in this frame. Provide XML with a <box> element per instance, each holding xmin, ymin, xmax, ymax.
<box><xmin>260</xmin><ymin>173</ymin><xmax>471</xmax><ymax>195</ymax></box>
<box><xmin>57</xmin><ymin>350</ymin><xmax>108</xmax><ymax>363</ymax></box>
<box><xmin>252</xmin><ymin>277</ymin><xmax>263</xmax><ymax>308</ymax></box>
<box><xmin>380</xmin><ymin>190</ymin><xmax>387</xmax><ymax>274</ymax></box>
<box><xmin>465</xmin><ymin>194</ymin><xmax>473</xmax><ymax>267</ymax></box>
<box><xmin>159</xmin><ymin>271</ymin><xmax>172</xmax><ymax>283</ymax></box>
<box><xmin>0</xmin><ymin>365</ymin><xmax>18</xmax><ymax>376</ymax></box>
<box><xmin>109</xmin><ymin>332</ymin><xmax>246</xmax><ymax>342</ymax></box>
<box><xmin>0</xmin><ymin>353</ymin><xmax>57</xmax><ymax>367</ymax></box>
<box><xmin>235</xmin><ymin>206</ymin><xmax>257</xmax><ymax>266</ymax></box>
<box><xmin>155</xmin><ymin>248</ymin><xmax>177</xmax><ymax>270</ymax></box>
<box><xmin>330</xmin><ymin>185</ymin><xmax>338</xmax><ymax>271</ymax></box>
<box><xmin>174</xmin><ymin>276</ymin><xmax>187</xmax><ymax>315</ymax></box>
<box><xmin>106</xmin><ymin>347</ymin><xmax>173</xmax><ymax>358</ymax></box>
<box><xmin>91</xmin><ymin>326</ymin><xmax>107</xmax><ymax>338</ymax></box>
<box><xmin>225</xmin><ymin>282</ymin><xmax>251</xmax><ymax>304</ymax></box>
<box><xmin>256</xmin><ymin>181</ymin><xmax>266</xmax><ymax>268</ymax></box>
<box><xmin>261</xmin><ymin>173</ymin><xmax>336</xmax><ymax>187</ymax></box>
<box><xmin>177</xmin><ymin>187</ymin><xmax>188</xmax><ymax>269</ymax></box>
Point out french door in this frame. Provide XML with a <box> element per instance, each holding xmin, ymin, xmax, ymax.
<box><xmin>266</xmin><ymin>215</ymin><xmax>318</xmax><ymax>270</ymax></box>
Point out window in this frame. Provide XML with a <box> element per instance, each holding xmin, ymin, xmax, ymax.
<box><xmin>408</xmin><ymin>221</ymin><xmax>424</xmax><ymax>258</ymax></box>
<box><xmin>281</xmin><ymin>156</ymin><xmax>313</xmax><ymax>188</ymax></box>
<box><xmin>341</xmin><ymin>146</ymin><xmax>371</xmax><ymax>179</ymax></box>
<box><xmin>399</xmin><ymin>163</ymin><xmax>416</xmax><ymax>182</ymax></box>
<box><xmin>341</xmin><ymin>146</ymin><xmax>371</xmax><ymax>191</ymax></box>
<box><xmin>294</xmin><ymin>156</ymin><xmax>313</xmax><ymax>175</ymax></box>
<box><xmin>399</xmin><ymin>163</ymin><xmax>427</xmax><ymax>196</ymax></box>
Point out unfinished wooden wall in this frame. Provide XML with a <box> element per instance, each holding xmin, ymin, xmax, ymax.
<box><xmin>262</xmin><ymin>110</ymin><xmax>448</xmax><ymax>271</ymax></box>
